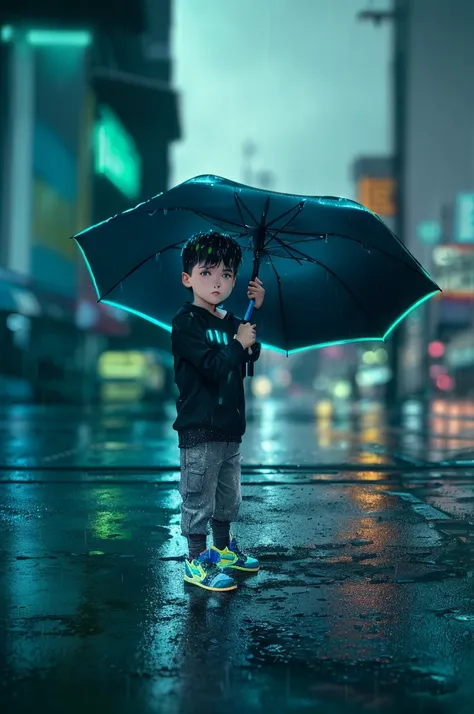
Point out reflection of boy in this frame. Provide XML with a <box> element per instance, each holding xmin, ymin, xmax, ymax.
<box><xmin>171</xmin><ymin>231</ymin><xmax>265</xmax><ymax>592</ymax></box>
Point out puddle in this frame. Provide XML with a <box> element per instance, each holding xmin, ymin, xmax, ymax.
<box><xmin>245</xmin><ymin>620</ymin><xmax>459</xmax><ymax>696</ymax></box>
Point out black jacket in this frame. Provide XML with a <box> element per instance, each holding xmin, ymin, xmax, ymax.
<box><xmin>171</xmin><ymin>303</ymin><xmax>261</xmax><ymax>447</ymax></box>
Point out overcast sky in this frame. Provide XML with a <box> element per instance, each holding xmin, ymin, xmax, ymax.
<box><xmin>170</xmin><ymin>0</ymin><xmax>392</xmax><ymax>200</ymax></box>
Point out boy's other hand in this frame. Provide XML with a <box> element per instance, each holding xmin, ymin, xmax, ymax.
<box><xmin>247</xmin><ymin>277</ymin><xmax>265</xmax><ymax>309</ymax></box>
<box><xmin>236</xmin><ymin>322</ymin><xmax>256</xmax><ymax>350</ymax></box>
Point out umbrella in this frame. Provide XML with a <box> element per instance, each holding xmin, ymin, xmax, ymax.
<box><xmin>73</xmin><ymin>174</ymin><xmax>440</xmax><ymax>358</ymax></box>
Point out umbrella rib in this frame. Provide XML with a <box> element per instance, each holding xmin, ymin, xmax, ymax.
<box><xmin>274</xmin><ymin>230</ymin><xmax>427</xmax><ymax>278</ymax></box>
<box><xmin>97</xmin><ymin>240</ymin><xmax>186</xmax><ymax>302</ymax></box>
<box><xmin>99</xmin><ymin>203</ymin><xmax>249</xmax><ymax>234</ymax></box>
<box><xmin>136</xmin><ymin>204</ymin><xmax>247</xmax><ymax>231</ymax></box>
<box><xmin>265</xmin><ymin>201</ymin><xmax>306</xmax><ymax>230</ymax></box>
<box><xmin>234</xmin><ymin>193</ymin><xmax>259</xmax><ymax>228</ymax></box>
<box><xmin>195</xmin><ymin>203</ymin><xmax>251</xmax><ymax>246</ymax></box>
<box><xmin>196</xmin><ymin>215</ymin><xmax>248</xmax><ymax>237</ymax></box>
<box><xmin>266</xmin><ymin>254</ymin><xmax>290</xmax><ymax>356</ymax></box>
<box><xmin>266</xmin><ymin>233</ymin><xmax>305</xmax><ymax>267</ymax></box>
<box><xmin>271</xmin><ymin>236</ymin><xmax>386</xmax><ymax>337</ymax></box>
<box><xmin>264</xmin><ymin>218</ymin><xmax>308</xmax><ymax>248</ymax></box>
<box><xmin>191</xmin><ymin>209</ymin><xmax>247</xmax><ymax>231</ymax></box>
<box><xmin>233</xmin><ymin>195</ymin><xmax>253</xmax><ymax>233</ymax></box>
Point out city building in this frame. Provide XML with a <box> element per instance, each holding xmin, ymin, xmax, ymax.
<box><xmin>0</xmin><ymin>0</ymin><xmax>180</xmax><ymax>402</ymax></box>
<box><xmin>398</xmin><ymin>0</ymin><xmax>474</xmax><ymax>398</ymax></box>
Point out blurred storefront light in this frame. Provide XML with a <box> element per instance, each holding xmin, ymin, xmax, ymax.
<box><xmin>251</xmin><ymin>376</ymin><xmax>272</xmax><ymax>397</ymax></box>
<box><xmin>27</xmin><ymin>30</ymin><xmax>92</xmax><ymax>47</ymax></box>
<box><xmin>417</xmin><ymin>220</ymin><xmax>441</xmax><ymax>245</ymax></box>
<box><xmin>356</xmin><ymin>366</ymin><xmax>392</xmax><ymax>387</ymax></box>
<box><xmin>402</xmin><ymin>400</ymin><xmax>423</xmax><ymax>416</ymax></box>
<box><xmin>101</xmin><ymin>381</ymin><xmax>143</xmax><ymax>402</ymax></box>
<box><xmin>362</xmin><ymin>348</ymin><xmax>388</xmax><ymax>365</ymax></box>
<box><xmin>98</xmin><ymin>351</ymin><xmax>148</xmax><ymax>380</ymax></box>
<box><xmin>1</xmin><ymin>26</ymin><xmax>92</xmax><ymax>47</ymax></box>
<box><xmin>94</xmin><ymin>105</ymin><xmax>142</xmax><ymax>200</ymax></box>
<box><xmin>1</xmin><ymin>25</ymin><xmax>13</xmax><ymax>41</ymax></box>
<box><xmin>446</xmin><ymin>342</ymin><xmax>474</xmax><ymax>369</ymax></box>
<box><xmin>333</xmin><ymin>380</ymin><xmax>352</xmax><ymax>399</ymax></box>
<box><xmin>315</xmin><ymin>400</ymin><xmax>333</xmax><ymax>419</ymax></box>
<box><xmin>432</xmin><ymin>245</ymin><xmax>474</xmax><ymax>299</ymax></box>
<box><xmin>454</xmin><ymin>193</ymin><xmax>474</xmax><ymax>243</ymax></box>
<box><xmin>6</xmin><ymin>313</ymin><xmax>30</xmax><ymax>332</ymax></box>
<box><xmin>432</xmin><ymin>400</ymin><xmax>448</xmax><ymax>415</ymax></box>
<box><xmin>357</xmin><ymin>177</ymin><xmax>396</xmax><ymax>217</ymax></box>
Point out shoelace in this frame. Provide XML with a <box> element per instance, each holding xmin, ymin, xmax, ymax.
<box><xmin>200</xmin><ymin>558</ymin><xmax>221</xmax><ymax>578</ymax></box>
<box><xmin>230</xmin><ymin>541</ymin><xmax>246</xmax><ymax>559</ymax></box>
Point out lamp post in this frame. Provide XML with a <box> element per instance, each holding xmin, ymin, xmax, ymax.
<box><xmin>358</xmin><ymin>0</ymin><xmax>408</xmax><ymax>421</ymax></box>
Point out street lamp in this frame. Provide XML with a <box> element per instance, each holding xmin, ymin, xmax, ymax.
<box><xmin>358</xmin><ymin>0</ymin><xmax>408</xmax><ymax>420</ymax></box>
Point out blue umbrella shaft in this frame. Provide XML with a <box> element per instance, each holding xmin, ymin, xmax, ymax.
<box><xmin>244</xmin><ymin>299</ymin><xmax>256</xmax><ymax>377</ymax></box>
<box><xmin>244</xmin><ymin>299</ymin><xmax>255</xmax><ymax>322</ymax></box>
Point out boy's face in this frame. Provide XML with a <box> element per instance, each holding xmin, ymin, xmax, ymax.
<box><xmin>182</xmin><ymin>261</ymin><xmax>236</xmax><ymax>308</ymax></box>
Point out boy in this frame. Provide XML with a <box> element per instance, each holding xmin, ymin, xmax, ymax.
<box><xmin>171</xmin><ymin>231</ymin><xmax>265</xmax><ymax>592</ymax></box>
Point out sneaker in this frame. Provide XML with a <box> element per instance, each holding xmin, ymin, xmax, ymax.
<box><xmin>184</xmin><ymin>550</ymin><xmax>238</xmax><ymax>592</ymax></box>
<box><xmin>210</xmin><ymin>536</ymin><xmax>260</xmax><ymax>572</ymax></box>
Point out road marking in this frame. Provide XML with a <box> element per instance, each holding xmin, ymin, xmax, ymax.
<box><xmin>386</xmin><ymin>491</ymin><xmax>451</xmax><ymax>520</ymax></box>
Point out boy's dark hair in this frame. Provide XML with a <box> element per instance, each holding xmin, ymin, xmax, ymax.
<box><xmin>181</xmin><ymin>231</ymin><xmax>243</xmax><ymax>292</ymax></box>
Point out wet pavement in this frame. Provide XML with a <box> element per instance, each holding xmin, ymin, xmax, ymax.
<box><xmin>2</xmin><ymin>398</ymin><xmax>474</xmax><ymax>713</ymax></box>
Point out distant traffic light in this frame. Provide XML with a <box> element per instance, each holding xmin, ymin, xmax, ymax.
<box><xmin>428</xmin><ymin>341</ymin><xmax>445</xmax><ymax>359</ymax></box>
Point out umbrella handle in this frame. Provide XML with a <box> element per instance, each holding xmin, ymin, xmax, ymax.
<box><xmin>244</xmin><ymin>299</ymin><xmax>255</xmax><ymax>322</ymax></box>
<box><xmin>245</xmin><ymin>299</ymin><xmax>256</xmax><ymax>377</ymax></box>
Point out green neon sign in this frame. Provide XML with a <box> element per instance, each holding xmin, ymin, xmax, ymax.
<box><xmin>94</xmin><ymin>105</ymin><xmax>141</xmax><ymax>200</ymax></box>
<box><xmin>1</xmin><ymin>26</ymin><xmax>92</xmax><ymax>46</ymax></box>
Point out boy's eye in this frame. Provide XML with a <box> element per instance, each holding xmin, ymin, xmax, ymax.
<box><xmin>200</xmin><ymin>271</ymin><xmax>232</xmax><ymax>278</ymax></box>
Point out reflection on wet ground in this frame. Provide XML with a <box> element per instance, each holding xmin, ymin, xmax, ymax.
<box><xmin>0</xmin><ymin>398</ymin><xmax>473</xmax><ymax>473</ymax></box>
<box><xmin>1</xmin><ymin>400</ymin><xmax>474</xmax><ymax>712</ymax></box>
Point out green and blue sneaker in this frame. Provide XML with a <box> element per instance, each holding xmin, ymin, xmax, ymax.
<box><xmin>184</xmin><ymin>550</ymin><xmax>238</xmax><ymax>592</ymax></box>
<box><xmin>210</xmin><ymin>537</ymin><xmax>260</xmax><ymax>573</ymax></box>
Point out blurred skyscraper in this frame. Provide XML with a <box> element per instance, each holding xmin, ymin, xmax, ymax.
<box><xmin>397</xmin><ymin>0</ymin><xmax>474</xmax><ymax>398</ymax></box>
<box><xmin>0</xmin><ymin>1</ymin><xmax>180</xmax><ymax>403</ymax></box>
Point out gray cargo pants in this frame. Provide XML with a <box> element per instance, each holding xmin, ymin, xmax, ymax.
<box><xmin>179</xmin><ymin>441</ymin><xmax>242</xmax><ymax>536</ymax></box>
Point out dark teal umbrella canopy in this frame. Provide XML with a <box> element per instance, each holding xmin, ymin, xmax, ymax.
<box><xmin>73</xmin><ymin>174</ymin><xmax>440</xmax><ymax>355</ymax></box>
